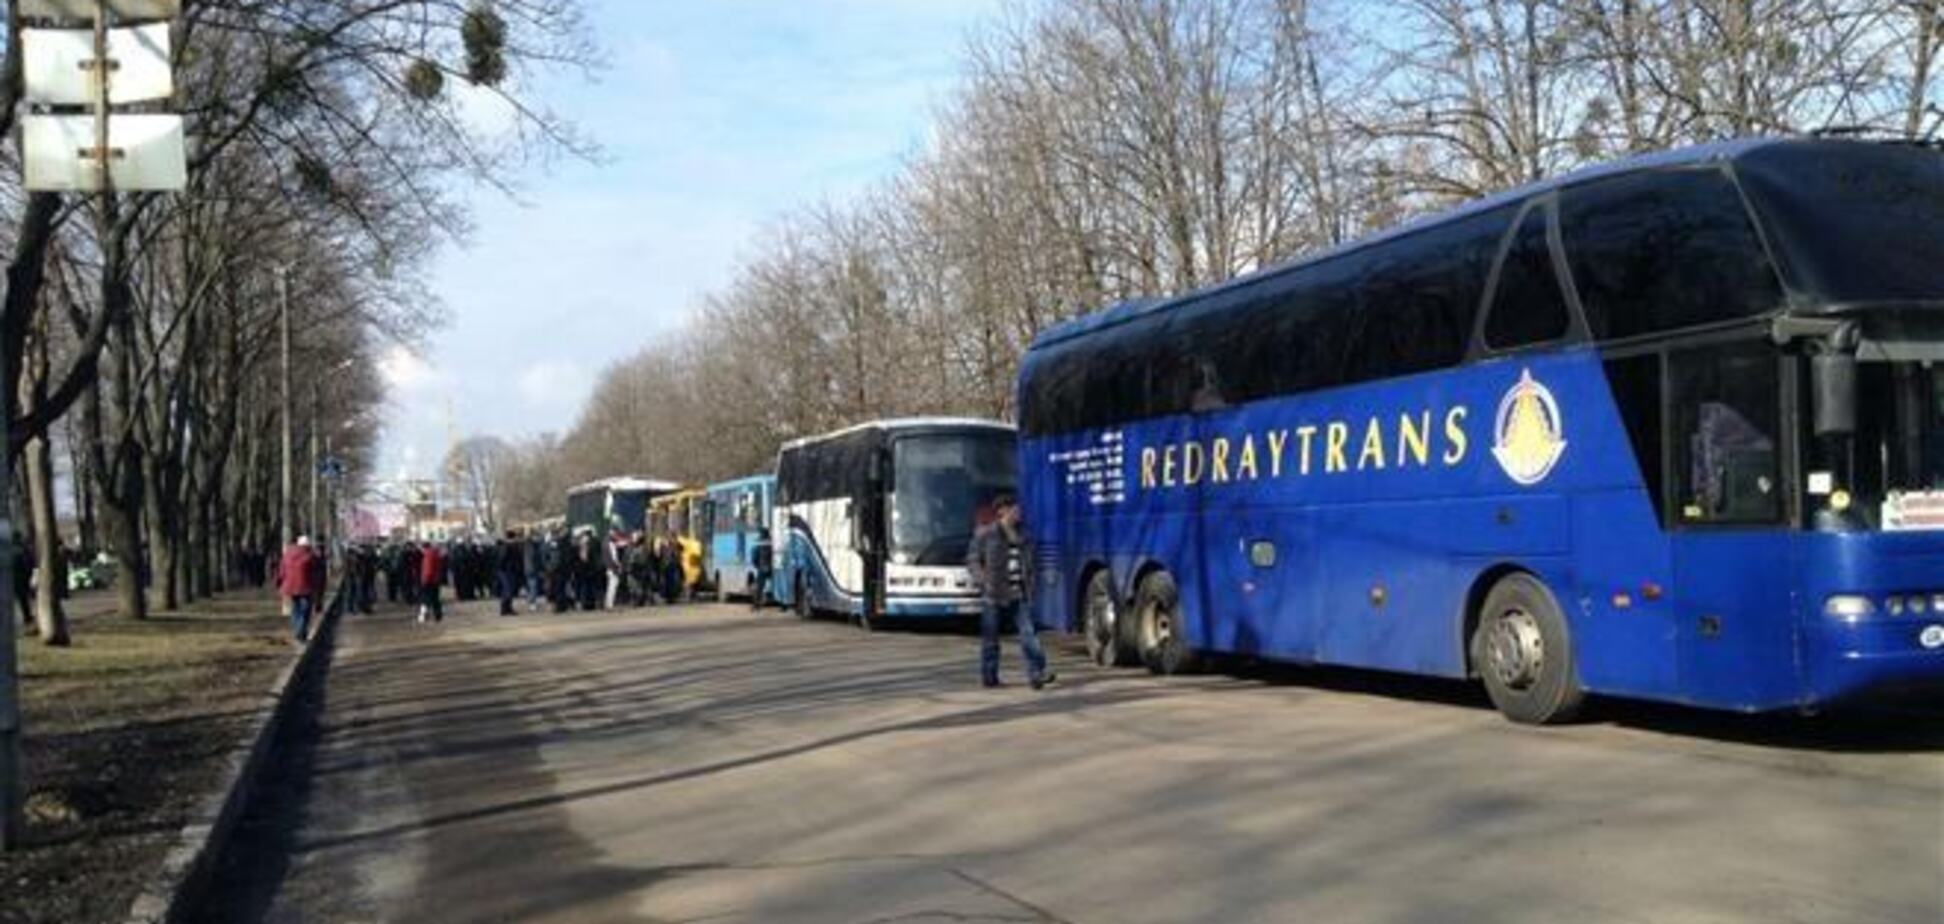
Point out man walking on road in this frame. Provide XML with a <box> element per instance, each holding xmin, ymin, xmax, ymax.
<box><xmin>970</xmin><ymin>494</ymin><xmax>1054</xmax><ymax>690</ymax></box>
<box><xmin>750</xmin><ymin>529</ymin><xmax>774</xmax><ymax>610</ymax></box>
<box><xmin>279</xmin><ymin>536</ymin><xmax>321</xmax><ymax>644</ymax></box>
<box><xmin>497</xmin><ymin>529</ymin><xmax>525</xmax><ymax>617</ymax></box>
<box><xmin>418</xmin><ymin>541</ymin><xmax>447</xmax><ymax>624</ymax></box>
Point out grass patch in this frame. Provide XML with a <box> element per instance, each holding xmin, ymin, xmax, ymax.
<box><xmin>1</xmin><ymin>591</ymin><xmax>293</xmax><ymax>924</ymax></box>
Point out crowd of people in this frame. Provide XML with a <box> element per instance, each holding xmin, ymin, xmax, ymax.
<box><xmin>271</xmin><ymin>523</ymin><xmax>753</xmax><ymax>637</ymax></box>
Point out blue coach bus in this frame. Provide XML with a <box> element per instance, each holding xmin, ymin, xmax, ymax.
<box><xmin>707</xmin><ymin>474</ymin><xmax>776</xmax><ymax>602</ymax></box>
<box><xmin>773</xmin><ymin>419</ymin><xmax>1017</xmax><ymax>630</ymax></box>
<box><xmin>1019</xmin><ymin>138</ymin><xmax>1944</xmax><ymax>723</ymax></box>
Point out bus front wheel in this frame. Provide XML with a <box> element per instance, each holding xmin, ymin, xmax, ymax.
<box><xmin>1135</xmin><ymin>571</ymin><xmax>1198</xmax><ymax>676</ymax></box>
<box><xmin>1083</xmin><ymin>570</ymin><xmax>1136</xmax><ymax>667</ymax></box>
<box><xmin>1473</xmin><ymin>573</ymin><xmax>1585</xmax><ymax>725</ymax></box>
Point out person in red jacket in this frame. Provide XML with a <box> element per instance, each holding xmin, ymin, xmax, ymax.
<box><xmin>418</xmin><ymin>541</ymin><xmax>448</xmax><ymax>624</ymax></box>
<box><xmin>279</xmin><ymin>536</ymin><xmax>320</xmax><ymax>644</ymax></box>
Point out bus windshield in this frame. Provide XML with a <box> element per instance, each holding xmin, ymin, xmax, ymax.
<box><xmin>891</xmin><ymin>432</ymin><xmax>1018</xmax><ymax>565</ymax></box>
<box><xmin>611</xmin><ymin>490</ymin><xmax>649</xmax><ymax>532</ymax></box>
<box><xmin>1739</xmin><ymin>142</ymin><xmax>1944</xmax><ymax>305</ymax></box>
<box><xmin>1810</xmin><ymin>359</ymin><xmax>1944</xmax><ymax>530</ymax></box>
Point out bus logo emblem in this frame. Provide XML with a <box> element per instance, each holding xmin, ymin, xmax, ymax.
<box><xmin>1492</xmin><ymin>369</ymin><xmax>1567</xmax><ymax>486</ymax></box>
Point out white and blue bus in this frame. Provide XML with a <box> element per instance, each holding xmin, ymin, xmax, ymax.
<box><xmin>1020</xmin><ymin>138</ymin><xmax>1944</xmax><ymax>723</ymax></box>
<box><xmin>772</xmin><ymin>418</ymin><xmax>1017</xmax><ymax>630</ymax></box>
<box><xmin>565</xmin><ymin>477</ymin><xmax>681</xmax><ymax>538</ymax></box>
<box><xmin>707</xmin><ymin>474</ymin><xmax>776</xmax><ymax>602</ymax></box>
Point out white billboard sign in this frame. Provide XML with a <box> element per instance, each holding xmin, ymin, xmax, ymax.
<box><xmin>22</xmin><ymin>113</ymin><xmax>187</xmax><ymax>191</ymax></box>
<box><xmin>23</xmin><ymin>24</ymin><xmax>174</xmax><ymax>105</ymax></box>
<box><xmin>18</xmin><ymin>0</ymin><xmax>181</xmax><ymax>20</ymax></box>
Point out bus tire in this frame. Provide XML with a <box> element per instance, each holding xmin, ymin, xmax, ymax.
<box><xmin>1083</xmin><ymin>570</ymin><xmax>1135</xmax><ymax>667</ymax></box>
<box><xmin>793</xmin><ymin>576</ymin><xmax>813</xmax><ymax>620</ymax></box>
<box><xmin>1473</xmin><ymin>573</ymin><xmax>1585</xmax><ymax>725</ymax></box>
<box><xmin>1135</xmin><ymin>571</ymin><xmax>1198</xmax><ymax>676</ymax></box>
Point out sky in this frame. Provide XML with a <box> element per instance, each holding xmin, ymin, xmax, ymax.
<box><xmin>375</xmin><ymin>0</ymin><xmax>1006</xmax><ymax>485</ymax></box>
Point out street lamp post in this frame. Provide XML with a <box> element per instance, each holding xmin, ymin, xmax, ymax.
<box><xmin>308</xmin><ymin>379</ymin><xmax>319</xmax><ymax>542</ymax></box>
<box><xmin>279</xmin><ymin>267</ymin><xmax>293</xmax><ymax>547</ymax></box>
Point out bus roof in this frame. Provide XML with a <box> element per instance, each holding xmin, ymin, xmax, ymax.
<box><xmin>778</xmin><ymin>417</ymin><xmax>1016</xmax><ymax>452</ymax></box>
<box><xmin>1028</xmin><ymin>136</ymin><xmax>1791</xmax><ymax>351</ymax></box>
<box><xmin>567</xmin><ymin>476</ymin><xmax>685</xmax><ymax>495</ymax></box>
<box><xmin>707</xmin><ymin>473</ymin><xmax>776</xmax><ymax>493</ymax></box>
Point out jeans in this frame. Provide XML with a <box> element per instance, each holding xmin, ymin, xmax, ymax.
<box><xmin>527</xmin><ymin>572</ymin><xmax>542</xmax><ymax>607</ymax></box>
<box><xmin>289</xmin><ymin>594</ymin><xmax>313</xmax><ymax>642</ymax></box>
<box><xmin>421</xmin><ymin>584</ymin><xmax>444</xmax><ymax>622</ymax></box>
<box><xmin>980</xmin><ymin>600</ymin><xmax>1045</xmax><ymax>685</ymax></box>
<box><xmin>751</xmin><ymin>571</ymin><xmax>770</xmax><ymax>609</ymax></box>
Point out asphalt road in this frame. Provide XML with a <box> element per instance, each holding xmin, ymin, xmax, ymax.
<box><xmin>197</xmin><ymin>598</ymin><xmax>1944</xmax><ymax>924</ymax></box>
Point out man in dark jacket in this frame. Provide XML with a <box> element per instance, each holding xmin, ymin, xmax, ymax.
<box><xmin>750</xmin><ymin>530</ymin><xmax>774</xmax><ymax>611</ymax></box>
<box><xmin>969</xmin><ymin>494</ymin><xmax>1054</xmax><ymax>690</ymax></box>
<box><xmin>523</xmin><ymin>532</ymin><xmax>544</xmax><ymax>612</ymax></box>
<box><xmin>497</xmin><ymin>530</ymin><xmax>525</xmax><ymax>616</ymax></box>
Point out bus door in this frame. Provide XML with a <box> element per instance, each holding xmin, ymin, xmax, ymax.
<box><xmin>854</xmin><ymin>449</ymin><xmax>889</xmax><ymax>622</ymax></box>
<box><xmin>699</xmin><ymin>497</ymin><xmax>717</xmax><ymax>581</ymax></box>
<box><xmin>735</xmin><ymin>492</ymin><xmax>752</xmax><ymax>565</ymax></box>
<box><xmin>1665</xmin><ymin>342</ymin><xmax>1799</xmax><ymax>706</ymax></box>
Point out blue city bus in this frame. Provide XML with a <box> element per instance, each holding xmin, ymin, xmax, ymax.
<box><xmin>707</xmin><ymin>474</ymin><xmax>776</xmax><ymax>602</ymax></box>
<box><xmin>1019</xmin><ymin>138</ymin><xmax>1944</xmax><ymax>723</ymax></box>
<box><xmin>773</xmin><ymin>418</ymin><xmax>1017</xmax><ymax>630</ymax></box>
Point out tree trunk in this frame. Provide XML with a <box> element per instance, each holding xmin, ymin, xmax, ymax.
<box><xmin>143</xmin><ymin>448</ymin><xmax>178</xmax><ymax>612</ymax></box>
<box><xmin>26</xmin><ymin>432</ymin><xmax>66</xmax><ymax>646</ymax></box>
<box><xmin>68</xmin><ymin>426</ymin><xmax>97</xmax><ymax>556</ymax></box>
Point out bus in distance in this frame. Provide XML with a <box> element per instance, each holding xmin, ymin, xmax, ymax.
<box><xmin>707</xmin><ymin>474</ymin><xmax>776</xmax><ymax>602</ymax></box>
<box><xmin>649</xmin><ymin>488</ymin><xmax>710</xmax><ymax>597</ymax></box>
<box><xmin>772</xmin><ymin>418</ymin><xmax>1017</xmax><ymax>630</ymax></box>
<box><xmin>566</xmin><ymin>477</ymin><xmax>681</xmax><ymax>538</ymax></box>
<box><xmin>1018</xmin><ymin>137</ymin><xmax>1944</xmax><ymax>723</ymax></box>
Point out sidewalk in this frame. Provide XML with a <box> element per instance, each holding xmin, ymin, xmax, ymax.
<box><xmin>0</xmin><ymin>591</ymin><xmax>295</xmax><ymax>924</ymax></box>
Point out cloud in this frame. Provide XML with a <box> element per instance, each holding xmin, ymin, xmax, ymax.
<box><xmin>517</xmin><ymin>360</ymin><xmax>591</xmax><ymax>410</ymax></box>
<box><xmin>451</xmin><ymin>81</ymin><xmax>522</xmax><ymax>139</ymax></box>
<box><xmin>378</xmin><ymin>345</ymin><xmax>441</xmax><ymax>392</ymax></box>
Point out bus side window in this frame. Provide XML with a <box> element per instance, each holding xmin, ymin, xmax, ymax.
<box><xmin>1670</xmin><ymin>343</ymin><xmax>1781</xmax><ymax>524</ymax></box>
<box><xmin>1483</xmin><ymin>204</ymin><xmax>1572</xmax><ymax>351</ymax></box>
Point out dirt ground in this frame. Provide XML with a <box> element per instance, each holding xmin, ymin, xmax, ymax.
<box><xmin>1</xmin><ymin>590</ymin><xmax>293</xmax><ymax>924</ymax></box>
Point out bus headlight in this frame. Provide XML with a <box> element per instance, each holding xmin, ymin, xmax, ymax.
<box><xmin>1824</xmin><ymin>595</ymin><xmax>1876</xmax><ymax>622</ymax></box>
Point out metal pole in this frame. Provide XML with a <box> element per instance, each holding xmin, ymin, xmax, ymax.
<box><xmin>322</xmin><ymin>435</ymin><xmax>333</xmax><ymax>552</ymax></box>
<box><xmin>279</xmin><ymin>268</ymin><xmax>292</xmax><ymax>547</ymax></box>
<box><xmin>308</xmin><ymin>382</ymin><xmax>319</xmax><ymax>540</ymax></box>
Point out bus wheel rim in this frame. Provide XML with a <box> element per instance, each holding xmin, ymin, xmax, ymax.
<box><xmin>1087</xmin><ymin>589</ymin><xmax>1115</xmax><ymax>656</ymax></box>
<box><xmin>1489</xmin><ymin>608</ymin><xmax>1546</xmax><ymax>691</ymax></box>
<box><xmin>1147</xmin><ymin>600</ymin><xmax>1173</xmax><ymax>648</ymax></box>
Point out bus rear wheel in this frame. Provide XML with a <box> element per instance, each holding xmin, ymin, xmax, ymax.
<box><xmin>1083</xmin><ymin>570</ymin><xmax>1136</xmax><ymax>667</ymax></box>
<box><xmin>1473</xmin><ymin>573</ymin><xmax>1585</xmax><ymax>725</ymax></box>
<box><xmin>1135</xmin><ymin>571</ymin><xmax>1198</xmax><ymax>676</ymax></box>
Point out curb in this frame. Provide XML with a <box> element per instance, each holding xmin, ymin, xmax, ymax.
<box><xmin>122</xmin><ymin>583</ymin><xmax>348</xmax><ymax>924</ymax></box>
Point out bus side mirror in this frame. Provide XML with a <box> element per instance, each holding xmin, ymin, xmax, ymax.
<box><xmin>1812</xmin><ymin>352</ymin><xmax>1856</xmax><ymax>437</ymax></box>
